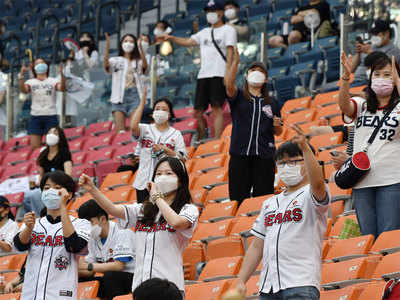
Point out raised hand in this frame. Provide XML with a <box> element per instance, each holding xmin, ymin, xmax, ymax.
<box><xmin>341</xmin><ymin>52</ymin><xmax>352</xmax><ymax>78</ymax></box>
<box><xmin>235</xmin><ymin>279</ymin><xmax>246</xmax><ymax>297</ymax></box>
<box><xmin>59</xmin><ymin>188</ymin><xmax>70</xmax><ymax>207</ymax></box>
<box><xmin>273</xmin><ymin>116</ymin><xmax>283</xmax><ymax>127</ymax></box>
<box><xmin>105</xmin><ymin>32</ymin><xmax>110</xmax><ymax>49</ymax></box>
<box><xmin>24</xmin><ymin>211</ymin><xmax>36</xmax><ymax>231</ymax></box>
<box><xmin>20</xmin><ymin>63</ymin><xmax>28</xmax><ymax>75</ymax></box>
<box><xmin>79</xmin><ymin>173</ymin><xmax>96</xmax><ymax>192</ymax></box>
<box><xmin>59</xmin><ymin>63</ymin><xmax>63</xmax><ymax>75</ymax></box>
<box><xmin>290</xmin><ymin>124</ymin><xmax>308</xmax><ymax>151</ymax></box>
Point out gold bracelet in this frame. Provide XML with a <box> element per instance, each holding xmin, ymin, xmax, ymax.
<box><xmin>150</xmin><ymin>192</ymin><xmax>163</xmax><ymax>204</ymax></box>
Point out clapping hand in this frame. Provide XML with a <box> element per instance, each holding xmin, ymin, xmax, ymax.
<box><xmin>341</xmin><ymin>52</ymin><xmax>352</xmax><ymax>79</ymax></box>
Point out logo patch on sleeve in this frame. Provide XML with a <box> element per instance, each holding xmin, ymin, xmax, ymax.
<box><xmin>59</xmin><ymin>290</ymin><xmax>73</xmax><ymax>297</ymax></box>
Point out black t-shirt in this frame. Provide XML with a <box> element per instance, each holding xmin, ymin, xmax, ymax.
<box><xmin>293</xmin><ymin>1</ymin><xmax>331</xmax><ymax>34</ymax></box>
<box><xmin>39</xmin><ymin>151</ymin><xmax>72</xmax><ymax>173</ymax></box>
<box><xmin>228</xmin><ymin>89</ymin><xmax>281</xmax><ymax>158</ymax></box>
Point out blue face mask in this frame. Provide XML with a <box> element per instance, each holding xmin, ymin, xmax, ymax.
<box><xmin>41</xmin><ymin>188</ymin><xmax>60</xmax><ymax>210</ymax></box>
<box><xmin>34</xmin><ymin>63</ymin><xmax>48</xmax><ymax>74</ymax></box>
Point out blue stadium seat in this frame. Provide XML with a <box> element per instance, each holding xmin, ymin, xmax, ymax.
<box><xmin>187</xmin><ymin>1</ymin><xmax>204</xmax><ymax>14</ymax></box>
<box><xmin>270</xmin><ymin>8</ymin><xmax>293</xmax><ymax>23</ymax></box>
<box><xmin>298</xmin><ymin>48</ymin><xmax>323</xmax><ymax>63</ymax></box>
<box><xmin>285</xmin><ymin>41</ymin><xmax>310</xmax><ymax>58</ymax></box>
<box><xmin>274</xmin><ymin>76</ymin><xmax>300</xmax><ymax>105</ymax></box>
<box><xmin>157</xmin><ymin>86</ymin><xmax>178</xmax><ymax>99</ymax></box>
<box><xmin>274</xmin><ymin>0</ymin><xmax>299</xmax><ymax>12</ymax></box>
<box><xmin>162</xmin><ymin>11</ymin><xmax>186</xmax><ymax>24</ymax></box>
<box><xmin>269</xmin><ymin>56</ymin><xmax>296</xmax><ymax>68</ymax></box>
<box><xmin>247</xmin><ymin>5</ymin><xmax>270</xmax><ymax>18</ymax></box>
<box><xmin>176</xmin><ymin>83</ymin><xmax>196</xmax><ymax>105</ymax></box>
<box><xmin>289</xmin><ymin>61</ymin><xmax>317</xmax><ymax>88</ymax></box>
<box><xmin>315</xmin><ymin>36</ymin><xmax>338</xmax><ymax>52</ymax></box>
<box><xmin>325</xmin><ymin>46</ymin><xmax>340</xmax><ymax>83</ymax></box>
<box><xmin>174</xmin><ymin>19</ymin><xmax>194</xmax><ymax>31</ymax></box>
<box><xmin>268</xmin><ymin>66</ymin><xmax>288</xmax><ymax>80</ymax></box>
<box><xmin>180</xmin><ymin>64</ymin><xmax>200</xmax><ymax>79</ymax></box>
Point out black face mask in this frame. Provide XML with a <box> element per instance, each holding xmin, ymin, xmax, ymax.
<box><xmin>79</xmin><ymin>41</ymin><xmax>93</xmax><ymax>48</ymax></box>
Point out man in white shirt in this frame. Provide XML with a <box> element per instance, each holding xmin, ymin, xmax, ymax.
<box><xmin>78</xmin><ymin>200</ymin><xmax>135</xmax><ymax>300</ymax></box>
<box><xmin>236</xmin><ymin>127</ymin><xmax>330</xmax><ymax>300</ymax></box>
<box><xmin>161</xmin><ymin>0</ymin><xmax>237</xmax><ymax>139</ymax></box>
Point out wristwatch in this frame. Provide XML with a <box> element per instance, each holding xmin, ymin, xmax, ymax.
<box><xmin>87</xmin><ymin>263</ymin><xmax>93</xmax><ymax>272</ymax></box>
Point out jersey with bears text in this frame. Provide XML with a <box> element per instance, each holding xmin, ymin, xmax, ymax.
<box><xmin>344</xmin><ymin>97</ymin><xmax>400</xmax><ymax>188</ymax></box>
<box><xmin>20</xmin><ymin>216</ymin><xmax>90</xmax><ymax>300</ymax></box>
<box><xmin>118</xmin><ymin>203</ymin><xmax>199</xmax><ymax>291</ymax></box>
<box><xmin>251</xmin><ymin>184</ymin><xmax>330</xmax><ymax>293</ymax></box>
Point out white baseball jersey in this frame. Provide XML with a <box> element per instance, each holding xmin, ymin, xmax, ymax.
<box><xmin>0</xmin><ymin>219</ymin><xmax>19</xmax><ymax>252</ymax></box>
<box><xmin>251</xmin><ymin>184</ymin><xmax>330</xmax><ymax>293</ymax></box>
<box><xmin>133</xmin><ymin>124</ymin><xmax>187</xmax><ymax>190</ymax></box>
<box><xmin>20</xmin><ymin>216</ymin><xmax>90</xmax><ymax>300</ymax></box>
<box><xmin>85</xmin><ymin>221</ymin><xmax>135</xmax><ymax>273</ymax></box>
<box><xmin>25</xmin><ymin>77</ymin><xmax>60</xmax><ymax>116</ymax></box>
<box><xmin>118</xmin><ymin>203</ymin><xmax>199</xmax><ymax>291</ymax></box>
<box><xmin>344</xmin><ymin>97</ymin><xmax>400</xmax><ymax>189</ymax></box>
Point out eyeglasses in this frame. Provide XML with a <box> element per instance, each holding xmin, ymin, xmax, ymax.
<box><xmin>276</xmin><ymin>159</ymin><xmax>304</xmax><ymax>167</ymax></box>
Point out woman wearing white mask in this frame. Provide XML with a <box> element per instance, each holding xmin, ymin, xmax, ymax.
<box><xmin>14</xmin><ymin>171</ymin><xmax>91</xmax><ymax>300</ymax></box>
<box><xmin>225</xmin><ymin>49</ymin><xmax>283</xmax><ymax>204</ymax></box>
<box><xmin>104</xmin><ymin>33</ymin><xmax>148</xmax><ymax>132</ymax></box>
<box><xmin>130</xmin><ymin>89</ymin><xmax>187</xmax><ymax>203</ymax></box>
<box><xmin>19</xmin><ymin>58</ymin><xmax>66</xmax><ymax>149</ymax></box>
<box><xmin>23</xmin><ymin>126</ymin><xmax>72</xmax><ymax>215</ymax></box>
<box><xmin>224</xmin><ymin>0</ymin><xmax>249</xmax><ymax>42</ymax></box>
<box><xmin>340</xmin><ymin>52</ymin><xmax>400</xmax><ymax>239</ymax></box>
<box><xmin>79</xmin><ymin>156</ymin><xmax>199</xmax><ymax>298</ymax></box>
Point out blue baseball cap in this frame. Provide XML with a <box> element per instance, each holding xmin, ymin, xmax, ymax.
<box><xmin>204</xmin><ymin>0</ymin><xmax>224</xmax><ymax>11</ymax></box>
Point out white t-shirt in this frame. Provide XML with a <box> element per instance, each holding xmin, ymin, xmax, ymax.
<box><xmin>25</xmin><ymin>77</ymin><xmax>60</xmax><ymax>116</ymax></box>
<box><xmin>85</xmin><ymin>221</ymin><xmax>135</xmax><ymax>273</ymax></box>
<box><xmin>344</xmin><ymin>97</ymin><xmax>400</xmax><ymax>188</ymax></box>
<box><xmin>118</xmin><ymin>203</ymin><xmax>199</xmax><ymax>291</ymax></box>
<box><xmin>20</xmin><ymin>216</ymin><xmax>91</xmax><ymax>300</ymax></box>
<box><xmin>251</xmin><ymin>184</ymin><xmax>330</xmax><ymax>293</ymax></box>
<box><xmin>133</xmin><ymin>124</ymin><xmax>187</xmax><ymax>190</ymax></box>
<box><xmin>191</xmin><ymin>24</ymin><xmax>237</xmax><ymax>79</ymax></box>
<box><xmin>0</xmin><ymin>219</ymin><xmax>19</xmax><ymax>251</ymax></box>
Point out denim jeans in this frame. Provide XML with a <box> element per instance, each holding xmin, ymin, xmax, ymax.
<box><xmin>353</xmin><ymin>182</ymin><xmax>400</xmax><ymax>238</ymax></box>
<box><xmin>259</xmin><ymin>286</ymin><xmax>320</xmax><ymax>300</ymax></box>
<box><xmin>111</xmin><ymin>87</ymin><xmax>140</xmax><ymax>116</ymax></box>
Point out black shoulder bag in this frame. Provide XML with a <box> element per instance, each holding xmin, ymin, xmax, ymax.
<box><xmin>211</xmin><ymin>28</ymin><xmax>226</xmax><ymax>62</ymax></box>
<box><xmin>334</xmin><ymin>104</ymin><xmax>397</xmax><ymax>189</ymax></box>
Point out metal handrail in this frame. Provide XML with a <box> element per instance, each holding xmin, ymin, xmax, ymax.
<box><xmin>95</xmin><ymin>1</ymin><xmax>121</xmax><ymax>46</ymax></box>
<box><xmin>53</xmin><ymin>25</ymin><xmax>78</xmax><ymax>64</ymax></box>
<box><xmin>35</xmin><ymin>13</ymin><xmax>60</xmax><ymax>58</ymax></box>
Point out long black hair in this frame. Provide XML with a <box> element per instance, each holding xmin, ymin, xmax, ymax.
<box><xmin>79</xmin><ymin>32</ymin><xmax>97</xmax><ymax>56</ymax></box>
<box><xmin>366</xmin><ymin>55</ymin><xmax>400</xmax><ymax>113</ymax></box>
<box><xmin>118</xmin><ymin>33</ymin><xmax>141</xmax><ymax>61</ymax></box>
<box><xmin>37</xmin><ymin>126</ymin><xmax>71</xmax><ymax>168</ymax></box>
<box><xmin>31</xmin><ymin>57</ymin><xmax>50</xmax><ymax>78</ymax></box>
<box><xmin>140</xmin><ymin>156</ymin><xmax>191</xmax><ymax>226</ymax></box>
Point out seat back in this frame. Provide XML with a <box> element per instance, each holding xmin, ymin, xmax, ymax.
<box><xmin>199</xmin><ymin>201</ymin><xmax>238</xmax><ymax>222</ymax></box>
<box><xmin>198</xmin><ymin>256</ymin><xmax>243</xmax><ymax>281</ymax></box>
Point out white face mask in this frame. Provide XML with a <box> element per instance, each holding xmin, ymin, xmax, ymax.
<box><xmin>366</xmin><ymin>69</ymin><xmax>371</xmax><ymax>79</ymax></box>
<box><xmin>247</xmin><ymin>71</ymin><xmax>266</xmax><ymax>87</ymax></box>
<box><xmin>141</xmin><ymin>41</ymin><xmax>149</xmax><ymax>52</ymax></box>
<box><xmin>207</xmin><ymin>12</ymin><xmax>219</xmax><ymax>25</ymax></box>
<box><xmin>90</xmin><ymin>224</ymin><xmax>102</xmax><ymax>239</ymax></box>
<box><xmin>41</xmin><ymin>188</ymin><xmax>60</xmax><ymax>210</ymax></box>
<box><xmin>153</xmin><ymin>28</ymin><xmax>163</xmax><ymax>36</ymax></box>
<box><xmin>277</xmin><ymin>164</ymin><xmax>304</xmax><ymax>187</ymax></box>
<box><xmin>155</xmin><ymin>175</ymin><xmax>178</xmax><ymax>195</ymax></box>
<box><xmin>371</xmin><ymin>35</ymin><xmax>382</xmax><ymax>48</ymax></box>
<box><xmin>224</xmin><ymin>8</ymin><xmax>236</xmax><ymax>20</ymax></box>
<box><xmin>122</xmin><ymin>42</ymin><xmax>135</xmax><ymax>53</ymax></box>
<box><xmin>152</xmin><ymin>110</ymin><xmax>169</xmax><ymax>124</ymax></box>
<box><xmin>46</xmin><ymin>133</ymin><xmax>59</xmax><ymax>146</ymax></box>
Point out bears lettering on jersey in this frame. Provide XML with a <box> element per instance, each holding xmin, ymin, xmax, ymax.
<box><xmin>135</xmin><ymin>221</ymin><xmax>176</xmax><ymax>233</ymax></box>
<box><xmin>356</xmin><ymin>115</ymin><xmax>399</xmax><ymax>141</ymax></box>
<box><xmin>140</xmin><ymin>138</ymin><xmax>174</xmax><ymax>150</ymax></box>
<box><xmin>264</xmin><ymin>208</ymin><xmax>303</xmax><ymax>227</ymax></box>
<box><xmin>31</xmin><ymin>232</ymin><xmax>64</xmax><ymax>247</ymax></box>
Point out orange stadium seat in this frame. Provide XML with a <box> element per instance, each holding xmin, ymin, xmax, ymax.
<box><xmin>309</xmin><ymin>132</ymin><xmax>343</xmax><ymax>151</ymax></box>
<box><xmin>101</xmin><ymin>171</ymin><xmax>134</xmax><ymax>189</ymax></box>
<box><xmin>206</xmin><ymin>235</ymin><xmax>245</xmax><ymax>261</ymax></box>
<box><xmin>329</xmin><ymin>200</ymin><xmax>345</xmax><ymax>222</ymax></box>
<box><xmin>321</xmin><ymin>257</ymin><xmax>371</xmax><ymax>288</ymax></box>
<box><xmin>72</xmin><ymin>163</ymin><xmax>95</xmax><ymax>179</ymax></box>
<box><xmin>311</xmin><ymin>91</ymin><xmax>339</xmax><ymax>108</ymax></box>
<box><xmin>329</xmin><ymin>214</ymin><xmax>358</xmax><ymax>239</ymax></box>
<box><xmin>191</xmin><ymin>189</ymin><xmax>207</xmax><ymax>206</ymax></box>
<box><xmin>0</xmin><ymin>293</ymin><xmax>20</xmax><ymax>300</ymax></box>
<box><xmin>185</xmin><ymin>279</ymin><xmax>232</xmax><ymax>300</ymax></box>
<box><xmin>199</xmin><ymin>201</ymin><xmax>238</xmax><ymax>223</ymax></box>
<box><xmin>329</xmin><ymin>115</ymin><xmax>344</xmax><ymax>126</ymax></box>
<box><xmin>77</xmin><ymin>280</ymin><xmax>99</xmax><ymax>299</ymax></box>
<box><xmin>285</xmin><ymin>108</ymin><xmax>316</xmax><ymax>125</ymax></box>
<box><xmin>190</xmin><ymin>168</ymin><xmax>228</xmax><ymax>190</ymax></box>
<box><xmin>103</xmin><ymin>185</ymin><xmax>133</xmax><ymax>204</ymax></box>
<box><xmin>315</xmin><ymin>104</ymin><xmax>342</xmax><ymax>120</ymax></box>
<box><xmin>325</xmin><ymin>218</ymin><xmax>333</xmax><ymax>238</ymax></box>
<box><xmin>191</xmin><ymin>154</ymin><xmax>227</xmax><ymax>173</ymax></box>
<box><xmin>194</xmin><ymin>140</ymin><xmax>225</xmax><ymax>158</ymax></box>
<box><xmin>198</xmin><ymin>256</ymin><xmax>243</xmax><ymax>281</ymax></box>
<box><xmin>324</xmin><ymin>235</ymin><xmax>374</xmax><ymax>262</ymax></box>
<box><xmin>221</xmin><ymin>124</ymin><xmax>232</xmax><ymax>140</ymax></box>
<box><xmin>370</xmin><ymin>229</ymin><xmax>400</xmax><ymax>255</ymax></box>
<box><xmin>298</xmin><ymin>120</ymin><xmax>321</xmax><ymax>135</ymax></box>
<box><xmin>191</xmin><ymin>219</ymin><xmax>233</xmax><ymax>242</ymax></box>
<box><xmin>320</xmin><ymin>285</ymin><xmax>360</xmax><ymax>300</ymax></box>
<box><xmin>229</xmin><ymin>216</ymin><xmax>258</xmax><ymax>236</ymax></box>
<box><xmin>183</xmin><ymin>242</ymin><xmax>205</xmax><ymax>280</ymax></box>
<box><xmin>370</xmin><ymin>252</ymin><xmax>400</xmax><ymax>280</ymax></box>
<box><xmin>205</xmin><ymin>184</ymin><xmax>229</xmax><ymax>204</ymax></box>
<box><xmin>324</xmin><ymin>164</ymin><xmax>337</xmax><ymax>181</ymax></box>
<box><xmin>9</xmin><ymin>254</ymin><xmax>26</xmax><ymax>271</ymax></box>
<box><xmin>236</xmin><ymin>195</ymin><xmax>272</xmax><ymax>216</ymax></box>
<box><xmin>356</xmin><ymin>281</ymin><xmax>387</xmax><ymax>299</ymax></box>
<box><xmin>328</xmin><ymin>182</ymin><xmax>352</xmax><ymax>200</ymax></box>
<box><xmin>113</xmin><ymin>294</ymin><xmax>133</xmax><ymax>300</ymax></box>
<box><xmin>186</xmin><ymin>159</ymin><xmax>195</xmax><ymax>173</ymax></box>
<box><xmin>281</xmin><ymin>96</ymin><xmax>311</xmax><ymax>120</ymax></box>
